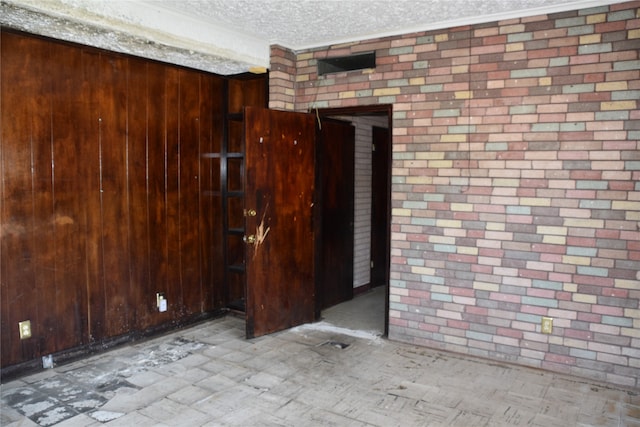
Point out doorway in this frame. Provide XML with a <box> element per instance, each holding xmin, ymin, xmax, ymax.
<box><xmin>231</xmin><ymin>105</ymin><xmax>391</xmax><ymax>339</ymax></box>
<box><xmin>317</xmin><ymin>105</ymin><xmax>392</xmax><ymax>336</ymax></box>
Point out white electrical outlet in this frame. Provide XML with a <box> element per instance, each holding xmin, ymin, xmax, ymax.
<box><xmin>42</xmin><ymin>354</ymin><xmax>54</xmax><ymax>369</ymax></box>
<box><xmin>157</xmin><ymin>293</ymin><xmax>167</xmax><ymax>312</ymax></box>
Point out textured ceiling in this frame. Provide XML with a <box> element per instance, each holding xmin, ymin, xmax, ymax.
<box><xmin>1</xmin><ymin>0</ymin><xmax>623</xmax><ymax>74</ymax></box>
<box><xmin>154</xmin><ymin>0</ymin><xmax>602</xmax><ymax>50</ymax></box>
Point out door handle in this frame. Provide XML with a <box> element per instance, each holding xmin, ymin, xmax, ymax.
<box><xmin>244</xmin><ymin>235</ymin><xmax>256</xmax><ymax>244</ymax></box>
<box><xmin>244</xmin><ymin>209</ymin><xmax>257</xmax><ymax>217</ymax></box>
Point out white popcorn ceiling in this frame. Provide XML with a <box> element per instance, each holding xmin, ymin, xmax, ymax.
<box><xmin>163</xmin><ymin>0</ymin><xmax>604</xmax><ymax>49</ymax></box>
<box><xmin>1</xmin><ymin>0</ymin><xmax>622</xmax><ymax>75</ymax></box>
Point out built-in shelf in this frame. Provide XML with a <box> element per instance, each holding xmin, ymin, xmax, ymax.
<box><xmin>228</xmin><ymin>264</ymin><xmax>245</xmax><ymax>273</ymax></box>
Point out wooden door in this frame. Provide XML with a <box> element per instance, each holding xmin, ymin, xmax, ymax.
<box><xmin>317</xmin><ymin>119</ymin><xmax>355</xmax><ymax>310</ymax></box>
<box><xmin>371</xmin><ymin>126</ymin><xmax>390</xmax><ymax>288</ymax></box>
<box><xmin>244</xmin><ymin>107</ymin><xmax>317</xmax><ymax>338</ymax></box>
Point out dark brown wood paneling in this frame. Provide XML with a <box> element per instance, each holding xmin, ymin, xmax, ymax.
<box><xmin>81</xmin><ymin>48</ymin><xmax>106</xmax><ymax>342</ymax></box>
<box><xmin>49</xmin><ymin>39</ymin><xmax>89</xmax><ymax>350</ymax></box>
<box><xmin>228</xmin><ymin>77</ymin><xmax>267</xmax><ymax>114</ymax></box>
<box><xmin>1</xmin><ymin>30</ymin><xmax>239</xmax><ymax>372</ymax></box>
<box><xmin>127</xmin><ymin>58</ymin><xmax>152</xmax><ymax>329</ymax></box>
<box><xmin>146</xmin><ymin>61</ymin><xmax>171</xmax><ymax>328</ymax></box>
<box><xmin>164</xmin><ymin>66</ymin><xmax>182</xmax><ymax>322</ymax></box>
<box><xmin>178</xmin><ymin>69</ymin><xmax>203</xmax><ymax>316</ymax></box>
<box><xmin>98</xmin><ymin>52</ymin><xmax>132</xmax><ymax>336</ymax></box>
<box><xmin>1</xmin><ymin>32</ymin><xmax>45</xmax><ymax>366</ymax></box>
<box><xmin>28</xmin><ymin>34</ymin><xmax>55</xmax><ymax>360</ymax></box>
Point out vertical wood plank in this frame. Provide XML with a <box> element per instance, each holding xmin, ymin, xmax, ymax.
<box><xmin>146</xmin><ymin>62</ymin><xmax>170</xmax><ymax>325</ymax></box>
<box><xmin>178</xmin><ymin>70</ymin><xmax>202</xmax><ymax>315</ymax></box>
<box><xmin>1</xmin><ymin>32</ymin><xmax>46</xmax><ymax>365</ymax></box>
<box><xmin>126</xmin><ymin>58</ymin><xmax>152</xmax><ymax>329</ymax></box>
<box><xmin>81</xmin><ymin>48</ymin><xmax>106</xmax><ymax>341</ymax></box>
<box><xmin>26</xmin><ymin>36</ymin><xmax>55</xmax><ymax>360</ymax></box>
<box><xmin>165</xmin><ymin>67</ymin><xmax>181</xmax><ymax>320</ymax></box>
<box><xmin>97</xmin><ymin>53</ymin><xmax>131</xmax><ymax>336</ymax></box>
<box><xmin>49</xmin><ymin>39</ymin><xmax>89</xmax><ymax>351</ymax></box>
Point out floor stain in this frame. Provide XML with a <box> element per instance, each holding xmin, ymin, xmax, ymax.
<box><xmin>1</xmin><ymin>337</ymin><xmax>204</xmax><ymax>426</ymax></box>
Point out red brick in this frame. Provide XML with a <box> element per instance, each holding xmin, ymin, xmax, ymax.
<box><xmin>573</xmin><ymin>275</ymin><xmax>615</xmax><ymax>287</ymax></box>
<box><xmin>570</xmin><ymin>53</ymin><xmax>601</xmax><ymax>65</ymax></box>
<box><xmin>564</xmin><ymin>329</ymin><xmax>592</xmax><ymax>340</ymax></box>
<box><xmin>556</xmin><ymin>292</ymin><xmax>573</xmax><ymax>301</ymax></box>
<box><xmin>592</xmin><ymin>305</ymin><xmax>624</xmax><ymax>316</ymax></box>
<box><xmin>577</xmin><ymin>312</ymin><xmax>602</xmax><ymax>323</ymax></box>
<box><xmin>521</xmin><ymin>305</ymin><xmax>548</xmax><ymax>315</ymax></box>
<box><xmin>596</xmin><ymin>21</ymin><xmax>628</xmax><ymax>32</ymax></box>
<box><xmin>528</xmin><ymin>48</ymin><xmax>560</xmax><ymax>59</ymax></box>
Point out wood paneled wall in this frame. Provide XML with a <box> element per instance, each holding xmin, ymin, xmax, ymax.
<box><xmin>0</xmin><ymin>30</ymin><xmax>253</xmax><ymax>371</ymax></box>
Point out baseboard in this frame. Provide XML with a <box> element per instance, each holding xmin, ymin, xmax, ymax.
<box><xmin>1</xmin><ymin>309</ymin><xmax>228</xmax><ymax>383</ymax></box>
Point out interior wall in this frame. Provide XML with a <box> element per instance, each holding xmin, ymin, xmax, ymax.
<box><xmin>0</xmin><ymin>30</ymin><xmax>229</xmax><ymax>372</ymax></box>
<box><xmin>270</xmin><ymin>1</ymin><xmax>640</xmax><ymax>388</ymax></box>
<box><xmin>335</xmin><ymin>116</ymin><xmax>389</xmax><ymax>289</ymax></box>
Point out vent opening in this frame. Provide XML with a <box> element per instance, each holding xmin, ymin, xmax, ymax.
<box><xmin>317</xmin><ymin>52</ymin><xmax>376</xmax><ymax>76</ymax></box>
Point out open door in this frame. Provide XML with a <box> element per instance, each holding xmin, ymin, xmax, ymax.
<box><xmin>244</xmin><ymin>107</ymin><xmax>317</xmax><ymax>338</ymax></box>
<box><xmin>317</xmin><ymin>119</ymin><xmax>355</xmax><ymax>310</ymax></box>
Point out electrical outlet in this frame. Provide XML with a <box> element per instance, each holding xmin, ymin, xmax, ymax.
<box><xmin>42</xmin><ymin>354</ymin><xmax>54</xmax><ymax>369</ymax></box>
<box><xmin>156</xmin><ymin>293</ymin><xmax>167</xmax><ymax>312</ymax></box>
<box><xmin>541</xmin><ymin>317</ymin><xmax>553</xmax><ymax>334</ymax></box>
<box><xmin>19</xmin><ymin>320</ymin><xmax>32</xmax><ymax>339</ymax></box>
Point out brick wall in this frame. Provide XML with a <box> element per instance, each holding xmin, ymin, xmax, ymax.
<box><xmin>270</xmin><ymin>1</ymin><xmax>640</xmax><ymax>388</ymax></box>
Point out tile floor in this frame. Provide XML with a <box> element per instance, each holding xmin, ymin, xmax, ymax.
<box><xmin>1</xmin><ymin>289</ymin><xmax>639</xmax><ymax>426</ymax></box>
<box><xmin>320</xmin><ymin>286</ymin><xmax>386</xmax><ymax>334</ymax></box>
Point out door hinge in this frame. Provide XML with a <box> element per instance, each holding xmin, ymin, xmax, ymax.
<box><xmin>371</xmin><ymin>261</ymin><xmax>374</xmax><ymax>269</ymax></box>
<box><xmin>372</xmin><ymin>143</ymin><xmax>376</xmax><ymax>152</ymax></box>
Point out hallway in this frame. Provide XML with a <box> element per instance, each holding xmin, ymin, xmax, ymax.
<box><xmin>2</xmin><ymin>298</ymin><xmax>638</xmax><ymax>426</ymax></box>
<box><xmin>321</xmin><ymin>286</ymin><xmax>386</xmax><ymax>336</ymax></box>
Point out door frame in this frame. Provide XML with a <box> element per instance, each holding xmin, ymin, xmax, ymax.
<box><xmin>371</xmin><ymin>125</ymin><xmax>390</xmax><ymax>290</ymax></box>
<box><xmin>316</xmin><ymin>105</ymin><xmax>392</xmax><ymax>336</ymax></box>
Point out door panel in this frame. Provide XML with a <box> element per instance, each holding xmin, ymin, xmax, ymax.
<box><xmin>244</xmin><ymin>107</ymin><xmax>317</xmax><ymax>338</ymax></box>
<box><xmin>318</xmin><ymin>119</ymin><xmax>355</xmax><ymax>310</ymax></box>
<box><xmin>371</xmin><ymin>126</ymin><xmax>390</xmax><ymax>288</ymax></box>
